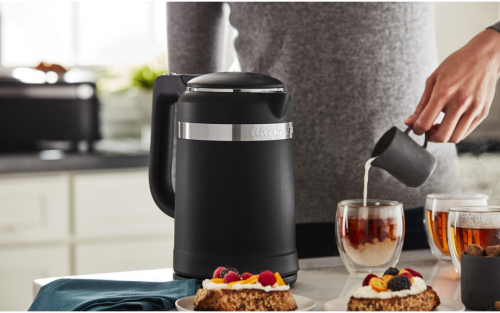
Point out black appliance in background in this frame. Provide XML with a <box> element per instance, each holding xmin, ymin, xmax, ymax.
<box><xmin>0</xmin><ymin>79</ymin><xmax>100</xmax><ymax>152</ymax></box>
<box><xmin>149</xmin><ymin>72</ymin><xmax>299</xmax><ymax>284</ymax></box>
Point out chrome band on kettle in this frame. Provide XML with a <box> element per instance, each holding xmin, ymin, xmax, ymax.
<box><xmin>178</xmin><ymin>122</ymin><xmax>293</xmax><ymax>141</ymax></box>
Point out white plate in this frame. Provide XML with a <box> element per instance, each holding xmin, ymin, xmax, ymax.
<box><xmin>322</xmin><ymin>297</ymin><xmax>465</xmax><ymax>311</ymax></box>
<box><xmin>176</xmin><ymin>294</ymin><xmax>316</xmax><ymax>311</ymax></box>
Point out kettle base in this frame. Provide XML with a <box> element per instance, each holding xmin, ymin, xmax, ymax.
<box><xmin>173</xmin><ymin>271</ymin><xmax>298</xmax><ymax>286</ymax></box>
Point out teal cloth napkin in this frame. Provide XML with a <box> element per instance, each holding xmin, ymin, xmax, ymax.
<box><xmin>29</xmin><ymin>278</ymin><xmax>198</xmax><ymax>311</ymax></box>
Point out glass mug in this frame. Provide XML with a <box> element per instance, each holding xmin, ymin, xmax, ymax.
<box><xmin>424</xmin><ymin>194</ymin><xmax>488</xmax><ymax>261</ymax></box>
<box><xmin>447</xmin><ymin>206</ymin><xmax>500</xmax><ymax>275</ymax></box>
<box><xmin>336</xmin><ymin>199</ymin><xmax>405</xmax><ymax>276</ymax></box>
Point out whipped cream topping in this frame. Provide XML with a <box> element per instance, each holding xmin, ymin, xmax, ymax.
<box><xmin>202</xmin><ymin>279</ymin><xmax>290</xmax><ymax>292</ymax></box>
<box><xmin>352</xmin><ymin>277</ymin><xmax>427</xmax><ymax>299</ymax></box>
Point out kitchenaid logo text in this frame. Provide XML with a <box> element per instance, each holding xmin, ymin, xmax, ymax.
<box><xmin>251</xmin><ymin>126</ymin><xmax>293</xmax><ymax>137</ymax></box>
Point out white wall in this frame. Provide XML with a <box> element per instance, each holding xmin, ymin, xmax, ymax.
<box><xmin>435</xmin><ymin>2</ymin><xmax>500</xmax><ymax>62</ymax></box>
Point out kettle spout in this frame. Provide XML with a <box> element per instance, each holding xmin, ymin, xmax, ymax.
<box><xmin>260</xmin><ymin>93</ymin><xmax>291</xmax><ymax>119</ymax></box>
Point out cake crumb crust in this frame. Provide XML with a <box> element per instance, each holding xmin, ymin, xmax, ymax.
<box><xmin>347</xmin><ymin>286</ymin><xmax>440</xmax><ymax>311</ymax></box>
<box><xmin>194</xmin><ymin>288</ymin><xmax>297</xmax><ymax>311</ymax></box>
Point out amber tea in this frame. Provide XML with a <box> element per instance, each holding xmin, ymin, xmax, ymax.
<box><xmin>336</xmin><ymin>200</ymin><xmax>405</xmax><ymax>276</ymax></box>
<box><xmin>425</xmin><ymin>194</ymin><xmax>488</xmax><ymax>261</ymax></box>
<box><xmin>447</xmin><ymin>206</ymin><xmax>500</xmax><ymax>275</ymax></box>
<box><xmin>450</xmin><ymin>226</ymin><xmax>500</xmax><ymax>261</ymax></box>
<box><xmin>426</xmin><ymin>210</ymin><xmax>449</xmax><ymax>255</ymax></box>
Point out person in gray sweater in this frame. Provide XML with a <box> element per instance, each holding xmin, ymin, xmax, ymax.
<box><xmin>167</xmin><ymin>3</ymin><xmax>500</xmax><ymax>257</ymax></box>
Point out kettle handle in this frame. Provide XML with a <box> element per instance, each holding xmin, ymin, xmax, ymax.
<box><xmin>404</xmin><ymin>125</ymin><xmax>429</xmax><ymax>149</ymax></box>
<box><xmin>149</xmin><ymin>74</ymin><xmax>197</xmax><ymax>218</ymax></box>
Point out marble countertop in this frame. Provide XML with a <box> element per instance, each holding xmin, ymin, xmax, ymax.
<box><xmin>33</xmin><ymin>249</ymin><xmax>461</xmax><ymax>311</ymax></box>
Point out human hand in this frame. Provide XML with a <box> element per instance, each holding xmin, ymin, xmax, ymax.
<box><xmin>405</xmin><ymin>29</ymin><xmax>500</xmax><ymax>143</ymax></box>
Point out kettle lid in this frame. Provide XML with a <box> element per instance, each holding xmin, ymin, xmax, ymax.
<box><xmin>187</xmin><ymin>72</ymin><xmax>284</xmax><ymax>89</ymax></box>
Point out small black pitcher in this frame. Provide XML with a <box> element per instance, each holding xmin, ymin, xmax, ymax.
<box><xmin>371</xmin><ymin>126</ymin><xmax>436</xmax><ymax>188</ymax></box>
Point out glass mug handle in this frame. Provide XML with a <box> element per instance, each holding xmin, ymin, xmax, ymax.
<box><xmin>404</xmin><ymin>125</ymin><xmax>429</xmax><ymax>149</ymax></box>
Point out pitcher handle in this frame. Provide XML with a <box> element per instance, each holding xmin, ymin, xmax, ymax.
<box><xmin>404</xmin><ymin>126</ymin><xmax>429</xmax><ymax>149</ymax></box>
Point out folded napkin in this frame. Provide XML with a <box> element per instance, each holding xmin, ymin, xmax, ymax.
<box><xmin>29</xmin><ymin>278</ymin><xmax>198</xmax><ymax>311</ymax></box>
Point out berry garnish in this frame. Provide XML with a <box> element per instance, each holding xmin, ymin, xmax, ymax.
<box><xmin>213</xmin><ymin>266</ymin><xmax>226</xmax><ymax>279</ymax></box>
<box><xmin>362</xmin><ymin>274</ymin><xmax>378</xmax><ymax>287</ymax></box>
<box><xmin>223</xmin><ymin>271</ymin><xmax>241</xmax><ymax>283</ymax></box>
<box><xmin>258</xmin><ymin>270</ymin><xmax>277</xmax><ymax>286</ymax></box>
<box><xmin>381</xmin><ymin>274</ymin><xmax>393</xmax><ymax>284</ymax></box>
<box><xmin>220</xmin><ymin>267</ymin><xmax>239</xmax><ymax>278</ymax></box>
<box><xmin>398</xmin><ymin>270</ymin><xmax>414</xmax><ymax>284</ymax></box>
<box><xmin>404</xmin><ymin>268</ymin><xmax>423</xmax><ymax>279</ymax></box>
<box><xmin>387</xmin><ymin>275</ymin><xmax>411</xmax><ymax>291</ymax></box>
<box><xmin>369</xmin><ymin>277</ymin><xmax>388</xmax><ymax>292</ymax></box>
<box><xmin>241</xmin><ymin>272</ymin><xmax>253</xmax><ymax>280</ymax></box>
<box><xmin>241</xmin><ymin>275</ymin><xmax>259</xmax><ymax>284</ymax></box>
<box><xmin>383</xmin><ymin>267</ymin><xmax>399</xmax><ymax>276</ymax></box>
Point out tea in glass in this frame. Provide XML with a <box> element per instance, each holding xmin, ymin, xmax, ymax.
<box><xmin>424</xmin><ymin>194</ymin><xmax>488</xmax><ymax>261</ymax></box>
<box><xmin>447</xmin><ymin>206</ymin><xmax>500</xmax><ymax>275</ymax></box>
<box><xmin>336</xmin><ymin>199</ymin><xmax>404</xmax><ymax>276</ymax></box>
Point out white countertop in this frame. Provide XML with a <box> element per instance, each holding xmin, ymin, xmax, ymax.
<box><xmin>33</xmin><ymin>249</ymin><xmax>461</xmax><ymax>311</ymax></box>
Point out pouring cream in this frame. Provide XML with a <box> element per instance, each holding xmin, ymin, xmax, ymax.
<box><xmin>363</xmin><ymin>157</ymin><xmax>377</xmax><ymax>206</ymax></box>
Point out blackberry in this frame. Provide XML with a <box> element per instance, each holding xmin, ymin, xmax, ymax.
<box><xmin>387</xmin><ymin>275</ymin><xmax>411</xmax><ymax>291</ymax></box>
<box><xmin>220</xmin><ymin>267</ymin><xmax>239</xmax><ymax>278</ymax></box>
<box><xmin>383</xmin><ymin>267</ymin><xmax>400</xmax><ymax>276</ymax></box>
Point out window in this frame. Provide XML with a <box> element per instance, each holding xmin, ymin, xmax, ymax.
<box><xmin>0</xmin><ymin>2</ymin><xmax>167</xmax><ymax>68</ymax></box>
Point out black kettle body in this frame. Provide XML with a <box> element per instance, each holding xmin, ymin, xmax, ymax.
<box><xmin>149</xmin><ymin>72</ymin><xmax>299</xmax><ymax>284</ymax></box>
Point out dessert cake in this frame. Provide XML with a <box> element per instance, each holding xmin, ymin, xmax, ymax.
<box><xmin>347</xmin><ymin>267</ymin><xmax>440</xmax><ymax>311</ymax></box>
<box><xmin>194</xmin><ymin>266</ymin><xmax>297</xmax><ymax>311</ymax></box>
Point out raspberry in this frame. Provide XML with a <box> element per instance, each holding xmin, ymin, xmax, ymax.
<box><xmin>404</xmin><ymin>268</ymin><xmax>423</xmax><ymax>279</ymax></box>
<box><xmin>223</xmin><ymin>271</ymin><xmax>241</xmax><ymax>283</ymax></box>
<box><xmin>362</xmin><ymin>274</ymin><xmax>378</xmax><ymax>287</ymax></box>
<box><xmin>241</xmin><ymin>272</ymin><xmax>253</xmax><ymax>280</ymax></box>
<box><xmin>213</xmin><ymin>266</ymin><xmax>226</xmax><ymax>279</ymax></box>
<box><xmin>387</xmin><ymin>275</ymin><xmax>411</xmax><ymax>291</ymax></box>
<box><xmin>258</xmin><ymin>270</ymin><xmax>277</xmax><ymax>286</ymax></box>
<box><xmin>383</xmin><ymin>267</ymin><xmax>399</xmax><ymax>276</ymax></box>
<box><xmin>220</xmin><ymin>267</ymin><xmax>239</xmax><ymax>278</ymax></box>
<box><xmin>398</xmin><ymin>272</ymin><xmax>413</xmax><ymax>284</ymax></box>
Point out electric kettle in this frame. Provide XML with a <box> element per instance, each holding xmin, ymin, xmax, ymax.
<box><xmin>149</xmin><ymin>72</ymin><xmax>299</xmax><ymax>284</ymax></box>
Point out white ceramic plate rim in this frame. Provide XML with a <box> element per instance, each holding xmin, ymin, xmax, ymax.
<box><xmin>321</xmin><ymin>297</ymin><xmax>465</xmax><ymax>311</ymax></box>
<box><xmin>175</xmin><ymin>294</ymin><xmax>316</xmax><ymax>311</ymax></box>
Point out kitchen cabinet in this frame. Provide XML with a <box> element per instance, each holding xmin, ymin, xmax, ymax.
<box><xmin>0</xmin><ymin>168</ymin><xmax>174</xmax><ymax>311</ymax></box>
<box><xmin>0</xmin><ymin>245</ymin><xmax>70</xmax><ymax>311</ymax></box>
<box><xmin>0</xmin><ymin>173</ymin><xmax>69</xmax><ymax>244</ymax></box>
<box><xmin>73</xmin><ymin>170</ymin><xmax>172</xmax><ymax>239</ymax></box>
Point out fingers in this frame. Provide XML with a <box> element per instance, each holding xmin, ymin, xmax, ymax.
<box><xmin>463</xmin><ymin>108</ymin><xmax>490</xmax><ymax>139</ymax></box>
<box><xmin>448</xmin><ymin>113</ymin><xmax>475</xmax><ymax>143</ymax></box>
<box><xmin>428</xmin><ymin>105</ymin><xmax>464</xmax><ymax>142</ymax></box>
<box><xmin>413</xmin><ymin>87</ymin><xmax>449</xmax><ymax>135</ymax></box>
<box><xmin>405</xmin><ymin>76</ymin><xmax>436</xmax><ymax>126</ymax></box>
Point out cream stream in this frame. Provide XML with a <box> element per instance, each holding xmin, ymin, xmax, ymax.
<box><xmin>363</xmin><ymin>157</ymin><xmax>377</xmax><ymax>206</ymax></box>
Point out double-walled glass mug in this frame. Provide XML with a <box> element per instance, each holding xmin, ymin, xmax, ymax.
<box><xmin>424</xmin><ymin>194</ymin><xmax>488</xmax><ymax>261</ymax></box>
<box><xmin>336</xmin><ymin>200</ymin><xmax>405</xmax><ymax>276</ymax></box>
<box><xmin>447</xmin><ymin>206</ymin><xmax>500</xmax><ymax>275</ymax></box>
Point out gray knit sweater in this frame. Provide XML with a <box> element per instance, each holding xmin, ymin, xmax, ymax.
<box><xmin>167</xmin><ymin>3</ymin><xmax>482</xmax><ymax>223</ymax></box>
